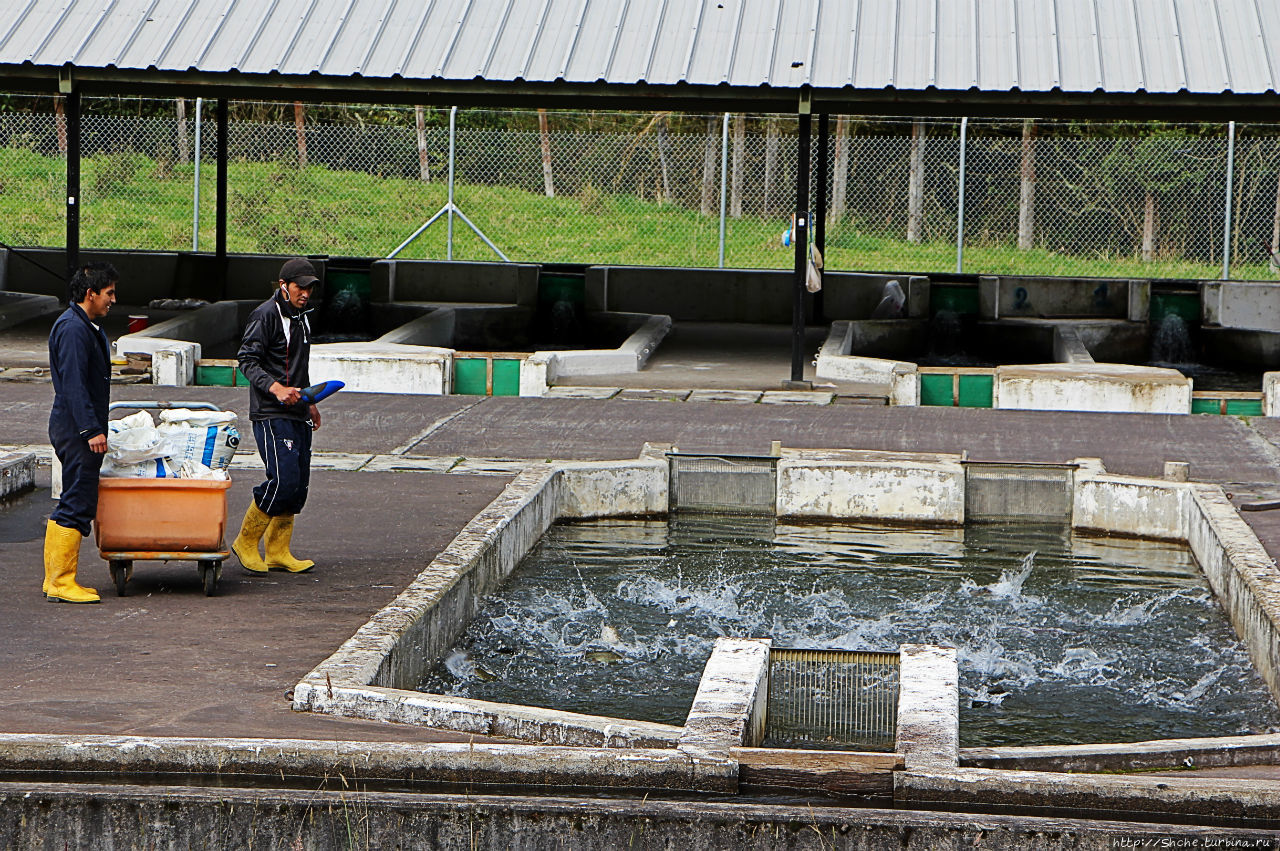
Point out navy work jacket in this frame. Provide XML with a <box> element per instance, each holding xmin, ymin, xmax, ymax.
<box><xmin>48</xmin><ymin>303</ymin><xmax>111</xmax><ymax>440</ymax></box>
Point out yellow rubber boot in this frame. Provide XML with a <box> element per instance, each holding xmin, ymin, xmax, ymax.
<box><xmin>44</xmin><ymin>520</ymin><xmax>100</xmax><ymax>604</ymax></box>
<box><xmin>232</xmin><ymin>502</ymin><xmax>271</xmax><ymax>574</ymax></box>
<box><xmin>264</xmin><ymin>515</ymin><xmax>315</xmax><ymax>573</ymax></box>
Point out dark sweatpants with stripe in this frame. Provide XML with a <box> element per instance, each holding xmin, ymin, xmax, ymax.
<box><xmin>251</xmin><ymin>418</ymin><xmax>312</xmax><ymax>517</ymax></box>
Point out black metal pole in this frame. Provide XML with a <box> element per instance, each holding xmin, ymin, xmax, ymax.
<box><xmin>790</xmin><ymin>111</ymin><xmax>811</xmax><ymax>384</ymax></box>
<box><xmin>814</xmin><ymin>112</ymin><xmax>829</xmax><ymax>324</ymax></box>
<box><xmin>216</xmin><ymin>98</ymin><xmax>228</xmax><ymax>299</ymax></box>
<box><xmin>65</xmin><ymin>88</ymin><xmax>80</xmax><ymax>282</ymax></box>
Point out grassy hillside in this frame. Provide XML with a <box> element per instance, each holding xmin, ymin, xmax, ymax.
<box><xmin>0</xmin><ymin>147</ymin><xmax>1267</xmax><ymax>280</ymax></box>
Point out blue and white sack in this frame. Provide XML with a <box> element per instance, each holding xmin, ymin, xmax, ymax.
<box><xmin>158</xmin><ymin>409</ymin><xmax>240</xmax><ymax>472</ymax></box>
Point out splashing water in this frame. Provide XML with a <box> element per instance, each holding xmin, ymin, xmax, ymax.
<box><xmin>418</xmin><ymin>520</ymin><xmax>1280</xmax><ymax>746</ymax></box>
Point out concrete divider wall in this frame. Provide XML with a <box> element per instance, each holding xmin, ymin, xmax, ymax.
<box><xmin>585</xmin><ymin>267</ymin><xmax>920</xmax><ymax>323</ymax></box>
<box><xmin>371</xmin><ymin>260</ymin><xmax>539</xmax><ymax>305</ymax></box>
<box><xmin>979</xmin><ymin>275</ymin><xmax>1148</xmax><ymax>321</ymax></box>
<box><xmin>1202</xmin><ymin>280</ymin><xmax>1280</xmax><ymax>331</ymax></box>
<box><xmin>1185</xmin><ymin>484</ymin><xmax>1280</xmax><ymax>705</ymax></box>
<box><xmin>815</xmin><ymin>321</ymin><xmax>920</xmax><ymax>403</ymax></box>
<box><xmin>994</xmin><ymin>363</ymin><xmax>1193</xmax><ymax>414</ymax></box>
<box><xmin>777</xmin><ymin>455</ymin><xmax>965</xmax><ymax>522</ymax></box>
<box><xmin>310</xmin><ymin>342</ymin><xmax>452</xmax><ymax>394</ymax></box>
<box><xmin>1073</xmin><ymin>474</ymin><xmax>1189</xmax><ymax>541</ymax></box>
<box><xmin>0</xmin><ymin>291</ymin><xmax>59</xmax><ymax>331</ymax></box>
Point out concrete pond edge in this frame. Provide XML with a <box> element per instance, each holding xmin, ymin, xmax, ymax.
<box><xmin>279</xmin><ymin>444</ymin><xmax>1280</xmax><ymax>811</ymax></box>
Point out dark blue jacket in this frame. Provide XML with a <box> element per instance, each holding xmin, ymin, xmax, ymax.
<box><xmin>238</xmin><ymin>289</ymin><xmax>312</xmax><ymax>423</ymax></box>
<box><xmin>48</xmin><ymin>303</ymin><xmax>111</xmax><ymax>440</ymax></box>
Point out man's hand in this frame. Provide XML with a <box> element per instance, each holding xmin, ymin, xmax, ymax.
<box><xmin>270</xmin><ymin>381</ymin><xmax>302</xmax><ymax>405</ymax></box>
<box><xmin>88</xmin><ymin>433</ymin><xmax>107</xmax><ymax>454</ymax></box>
<box><xmin>309</xmin><ymin>404</ymin><xmax>321</xmax><ymax>431</ymax></box>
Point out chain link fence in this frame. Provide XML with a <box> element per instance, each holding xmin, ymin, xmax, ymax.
<box><xmin>0</xmin><ymin>95</ymin><xmax>1275</xmax><ymax>280</ymax></box>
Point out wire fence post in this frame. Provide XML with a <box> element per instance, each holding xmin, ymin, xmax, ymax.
<box><xmin>1223</xmin><ymin>120</ymin><xmax>1235</xmax><ymax>281</ymax></box>
<box><xmin>719</xmin><ymin>112</ymin><xmax>729</xmax><ymax>267</ymax></box>
<box><xmin>447</xmin><ymin>105</ymin><xmax>457</xmax><ymax>261</ymax></box>
<box><xmin>192</xmin><ymin>97</ymin><xmax>202</xmax><ymax>252</ymax></box>
<box><xmin>956</xmin><ymin>117</ymin><xmax>968</xmax><ymax>274</ymax></box>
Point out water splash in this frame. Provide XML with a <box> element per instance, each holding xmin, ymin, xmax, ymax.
<box><xmin>419</xmin><ymin>520</ymin><xmax>1280</xmax><ymax>744</ymax></box>
<box><xmin>1150</xmin><ymin>313</ymin><xmax>1194</xmax><ymax>364</ymax></box>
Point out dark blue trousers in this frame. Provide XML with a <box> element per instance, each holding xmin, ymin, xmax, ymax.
<box><xmin>251</xmin><ymin>418</ymin><xmax>312</xmax><ymax>517</ymax></box>
<box><xmin>50</xmin><ymin>425</ymin><xmax>103</xmax><ymax>536</ymax></box>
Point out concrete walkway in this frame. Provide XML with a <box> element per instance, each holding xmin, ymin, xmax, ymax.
<box><xmin>3</xmin><ymin>377</ymin><xmax>1280</xmax><ymax>771</ymax></box>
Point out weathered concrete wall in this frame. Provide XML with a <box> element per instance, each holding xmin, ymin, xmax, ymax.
<box><xmin>518</xmin><ymin>314</ymin><xmax>671</xmax><ymax>396</ymax></box>
<box><xmin>0</xmin><ymin>451</ymin><xmax>35</xmax><ymax>500</ymax></box>
<box><xmin>895</xmin><ymin>644</ymin><xmax>959</xmax><ymax>772</ymax></box>
<box><xmin>979</xmin><ymin>275</ymin><xmax>1147</xmax><ymax>320</ymax></box>
<box><xmin>898</xmin><ymin>766</ymin><xmax>1280</xmax><ymax>824</ymax></box>
<box><xmin>0</xmin><ymin>733</ymin><xmax>714</xmax><ymax>790</ymax></box>
<box><xmin>1265</xmin><ymin>371</ymin><xmax>1280</xmax><ymax>416</ymax></box>
<box><xmin>1073</xmin><ymin>473</ymin><xmax>1189</xmax><ymax>541</ymax></box>
<box><xmin>6</xmin><ymin>783</ymin><xmax>1251</xmax><ymax>851</ymax></box>
<box><xmin>1185</xmin><ymin>484</ymin><xmax>1280</xmax><ymax>705</ymax></box>
<box><xmin>994</xmin><ymin>363</ymin><xmax>1192</xmax><ymax>414</ymax></box>
<box><xmin>961</xmin><ymin>732</ymin><xmax>1280</xmax><ymax>773</ymax></box>
<box><xmin>293</xmin><ymin>464</ymin><xmax>677</xmax><ymax>747</ymax></box>
<box><xmin>556</xmin><ymin>458</ymin><xmax>667</xmax><ymax>519</ymax></box>
<box><xmin>371</xmin><ymin>260</ymin><xmax>539</xmax><ymax>305</ymax></box>
<box><xmin>1202</xmin><ymin>280</ymin><xmax>1280</xmax><ymax>331</ymax></box>
<box><xmin>309</xmin><ymin>342</ymin><xmax>452</xmax><ymax>395</ymax></box>
<box><xmin>777</xmin><ymin>452</ymin><xmax>964</xmax><ymax>522</ymax></box>
<box><xmin>0</xmin><ymin>290</ymin><xmax>59</xmax><ymax>331</ymax></box>
<box><xmin>583</xmin><ymin>268</ymin><xmax>922</xmax><ymax>324</ymax></box>
<box><xmin>678</xmin><ymin>638</ymin><xmax>772</xmax><ymax>757</ymax></box>
<box><xmin>116</xmin><ymin>300</ymin><xmax>244</xmax><ymax>359</ymax></box>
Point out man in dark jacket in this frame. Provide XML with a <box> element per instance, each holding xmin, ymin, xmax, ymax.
<box><xmin>232</xmin><ymin>257</ymin><xmax>321</xmax><ymax>574</ymax></box>
<box><xmin>44</xmin><ymin>262</ymin><xmax>118</xmax><ymax>603</ymax></box>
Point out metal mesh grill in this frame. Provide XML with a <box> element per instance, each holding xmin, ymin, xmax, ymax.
<box><xmin>964</xmin><ymin>461</ymin><xmax>1075</xmax><ymax>523</ymax></box>
<box><xmin>766</xmin><ymin>649</ymin><xmax>900</xmax><ymax>751</ymax></box>
<box><xmin>668</xmin><ymin>453</ymin><xmax>777</xmax><ymax>516</ymax></box>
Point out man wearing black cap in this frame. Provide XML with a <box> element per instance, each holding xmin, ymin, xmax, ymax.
<box><xmin>232</xmin><ymin>257</ymin><xmax>322</xmax><ymax>575</ymax></box>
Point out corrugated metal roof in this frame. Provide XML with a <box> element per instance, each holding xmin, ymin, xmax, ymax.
<box><xmin>1</xmin><ymin>0</ymin><xmax>1278</xmax><ymax>110</ymax></box>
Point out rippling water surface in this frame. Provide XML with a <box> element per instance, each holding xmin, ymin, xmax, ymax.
<box><xmin>418</xmin><ymin>518</ymin><xmax>1280</xmax><ymax>746</ymax></box>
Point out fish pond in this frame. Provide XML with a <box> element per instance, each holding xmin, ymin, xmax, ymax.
<box><xmin>419</xmin><ymin>518</ymin><xmax>1280</xmax><ymax>747</ymax></box>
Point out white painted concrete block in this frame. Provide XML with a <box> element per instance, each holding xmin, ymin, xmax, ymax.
<box><xmin>151</xmin><ymin>343</ymin><xmax>197</xmax><ymax>387</ymax></box>
<box><xmin>310</xmin><ymin>343</ymin><xmax>450</xmax><ymax>395</ymax></box>
<box><xmin>994</xmin><ymin>363</ymin><xmax>1192</xmax><ymax>414</ymax></box>
<box><xmin>778</xmin><ymin>459</ymin><xmax>965</xmax><ymax>523</ymax></box>
<box><xmin>557</xmin><ymin>460</ymin><xmax>668</xmax><ymax>518</ymax></box>
<box><xmin>116</xmin><ymin>335</ymin><xmax>202</xmax><ymax>361</ymax></box>
<box><xmin>897</xmin><ymin>644</ymin><xmax>959</xmax><ymax>771</ymax></box>
<box><xmin>679</xmin><ymin>638</ymin><xmax>772</xmax><ymax>757</ymax></box>
<box><xmin>1074</xmin><ymin>475</ymin><xmax>1189</xmax><ymax>541</ymax></box>
<box><xmin>520</xmin><ymin>353</ymin><xmax>555</xmax><ymax>397</ymax></box>
<box><xmin>1265</xmin><ymin>372</ymin><xmax>1280</xmax><ymax>417</ymax></box>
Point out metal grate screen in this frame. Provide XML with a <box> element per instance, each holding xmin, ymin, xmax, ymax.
<box><xmin>668</xmin><ymin>452</ymin><xmax>777</xmax><ymax>516</ymax></box>
<box><xmin>964</xmin><ymin>461</ymin><xmax>1075</xmax><ymax>523</ymax></box>
<box><xmin>766</xmin><ymin>649</ymin><xmax>900</xmax><ymax>751</ymax></box>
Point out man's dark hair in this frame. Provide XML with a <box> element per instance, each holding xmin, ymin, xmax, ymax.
<box><xmin>68</xmin><ymin>261</ymin><xmax>119</xmax><ymax>305</ymax></box>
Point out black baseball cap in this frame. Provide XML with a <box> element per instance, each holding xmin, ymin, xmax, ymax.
<box><xmin>279</xmin><ymin>257</ymin><xmax>319</xmax><ymax>288</ymax></box>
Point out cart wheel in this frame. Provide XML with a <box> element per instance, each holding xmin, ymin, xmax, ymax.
<box><xmin>110</xmin><ymin>560</ymin><xmax>132</xmax><ymax>597</ymax></box>
<box><xmin>199</xmin><ymin>560</ymin><xmax>220</xmax><ymax>597</ymax></box>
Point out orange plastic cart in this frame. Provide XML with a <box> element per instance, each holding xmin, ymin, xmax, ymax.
<box><xmin>94</xmin><ymin>402</ymin><xmax>233</xmax><ymax>596</ymax></box>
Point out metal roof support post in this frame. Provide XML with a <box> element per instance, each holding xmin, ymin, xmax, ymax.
<box><xmin>448</xmin><ymin>105</ymin><xmax>457</xmax><ymax>261</ymax></box>
<box><xmin>216</xmin><ymin>98</ymin><xmax>228</xmax><ymax>299</ymax></box>
<box><xmin>63</xmin><ymin>82</ymin><xmax>80</xmax><ymax>280</ymax></box>
<box><xmin>192</xmin><ymin>97</ymin><xmax>202</xmax><ymax>252</ymax></box>
<box><xmin>1222</xmin><ymin>120</ymin><xmax>1235</xmax><ymax>281</ymax></box>
<box><xmin>956</xmin><ymin>116</ymin><xmax>967</xmax><ymax>274</ymax></box>
<box><xmin>789</xmin><ymin>101</ymin><xmax>812</xmax><ymax>387</ymax></box>
<box><xmin>814</xmin><ymin>112</ymin><xmax>829</xmax><ymax>324</ymax></box>
<box><xmin>718</xmin><ymin>113</ymin><xmax>729</xmax><ymax>267</ymax></box>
